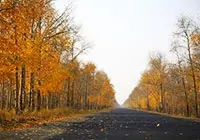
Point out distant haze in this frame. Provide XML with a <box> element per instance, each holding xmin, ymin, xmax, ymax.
<box><xmin>55</xmin><ymin>0</ymin><xmax>200</xmax><ymax>105</ymax></box>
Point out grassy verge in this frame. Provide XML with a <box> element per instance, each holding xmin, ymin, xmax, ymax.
<box><xmin>0</xmin><ymin>108</ymin><xmax>99</xmax><ymax>131</ymax></box>
<box><xmin>135</xmin><ymin>109</ymin><xmax>200</xmax><ymax>122</ymax></box>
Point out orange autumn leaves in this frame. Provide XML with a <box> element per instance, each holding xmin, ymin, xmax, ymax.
<box><xmin>0</xmin><ymin>0</ymin><xmax>116</xmax><ymax>113</ymax></box>
<box><xmin>0</xmin><ymin>0</ymin><xmax>64</xmax><ymax>91</ymax></box>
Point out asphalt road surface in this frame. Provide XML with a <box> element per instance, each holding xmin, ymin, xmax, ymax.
<box><xmin>49</xmin><ymin>108</ymin><xmax>200</xmax><ymax>140</ymax></box>
<box><xmin>1</xmin><ymin>108</ymin><xmax>200</xmax><ymax>140</ymax></box>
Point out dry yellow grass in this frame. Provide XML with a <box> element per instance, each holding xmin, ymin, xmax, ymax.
<box><xmin>0</xmin><ymin>108</ymin><xmax>99</xmax><ymax>131</ymax></box>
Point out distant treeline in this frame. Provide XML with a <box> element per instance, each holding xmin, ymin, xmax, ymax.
<box><xmin>124</xmin><ymin>16</ymin><xmax>200</xmax><ymax>118</ymax></box>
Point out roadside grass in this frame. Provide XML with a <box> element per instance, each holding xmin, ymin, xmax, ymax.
<box><xmin>0</xmin><ymin>108</ymin><xmax>98</xmax><ymax>131</ymax></box>
<box><xmin>135</xmin><ymin>109</ymin><xmax>200</xmax><ymax>122</ymax></box>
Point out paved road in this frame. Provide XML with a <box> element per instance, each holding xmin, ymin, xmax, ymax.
<box><xmin>49</xmin><ymin>108</ymin><xmax>200</xmax><ymax>140</ymax></box>
<box><xmin>1</xmin><ymin>108</ymin><xmax>200</xmax><ymax>140</ymax></box>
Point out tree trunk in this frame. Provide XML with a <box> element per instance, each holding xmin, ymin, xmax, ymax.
<box><xmin>191</xmin><ymin>68</ymin><xmax>198</xmax><ymax>117</ymax></box>
<box><xmin>71</xmin><ymin>79</ymin><xmax>74</xmax><ymax>107</ymax></box>
<box><xmin>181</xmin><ymin>77</ymin><xmax>190</xmax><ymax>117</ymax></box>
<box><xmin>147</xmin><ymin>95</ymin><xmax>150</xmax><ymax>110</ymax></box>
<box><xmin>29</xmin><ymin>73</ymin><xmax>33</xmax><ymax>111</ymax></box>
<box><xmin>20</xmin><ymin>64</ymin><xmax>26</xmax><ymax>112</ymax></box>
<box><xmin>31</xmin><ymin>73</ymin><xmax>35</xmax><ymax>111</ymax></box>
<box><xmin>8</xmin><ymin>80</ymin><xmax>13</xmax><ymax>110</ymax></box>
<box><xmin>186</xmin><ymin>34</ymin><xmax>198</xmax><ymax>117</ymax></box>
<box><xmin>84</xmin><ymin>78</ymin><xmax>88</xmax><ymax>109</ymax></box>
<box><xmin>1</xmin><ymin>77</ymin><xmax>5</xmax><ymax>110</ymax></box>
<box><xmin>160</xmin><ymin>83</ymin><xmax>164</xmax><ymax>112</ymax></box>
<box><xmin>67</xmin><ymin>77</ymin><xmax>70</xmax><ymax>106</ymax></box>
<box><xmin>178</xmin><ymin>56</ymin><xmax>190</xmax><ymax>117</ymax></box>
<box><xmin>15</xmin><ymin>67</ymin><xmax>19</xmax><ymax>114</ymax></box>
<box><xmin>37</xmin><ymin>89</ymin><xmax>41</xmax><ymax>111</ymax></box>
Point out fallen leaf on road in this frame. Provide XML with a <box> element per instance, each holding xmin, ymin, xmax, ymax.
<box><xmin>179</xmin><ymin>133</ymin><xmax>183</xmax><ymax>136</ymax></box>
<box><xmin>125</xmin><ymin>134</ymin><xmax>129</xmax><ymax>136</ymax></box>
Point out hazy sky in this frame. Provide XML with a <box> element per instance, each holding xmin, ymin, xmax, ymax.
<box><xmin>55</xmin><ymin>0</ymin><xmax>200</xmax><ymax>105</ymax></box>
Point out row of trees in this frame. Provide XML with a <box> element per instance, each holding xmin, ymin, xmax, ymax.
<box><xmin>0</xmin><ymin>0</ymin><xmax>116</xmax><ymax>114</ymax></box>
<box><xmin>124</xmin><ymin>17</ymin><xmax>200</xmax><ymax>117</ymax></box>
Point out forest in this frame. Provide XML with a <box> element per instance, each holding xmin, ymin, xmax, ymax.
<box><xmin>125</xmin><ymin>16</ymin><xmax>200</xmax><ymax>118</ymax></box>
<box><xmin>0</xmin><ymin>0</ymin><xmax>117</xmax><ymax>119</ymax></box>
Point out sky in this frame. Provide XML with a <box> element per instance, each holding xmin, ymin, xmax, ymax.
<box><xmin>55</xmin><ymin>0</ymin><xmax>200</xmax><ymax>105</ymax></box>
